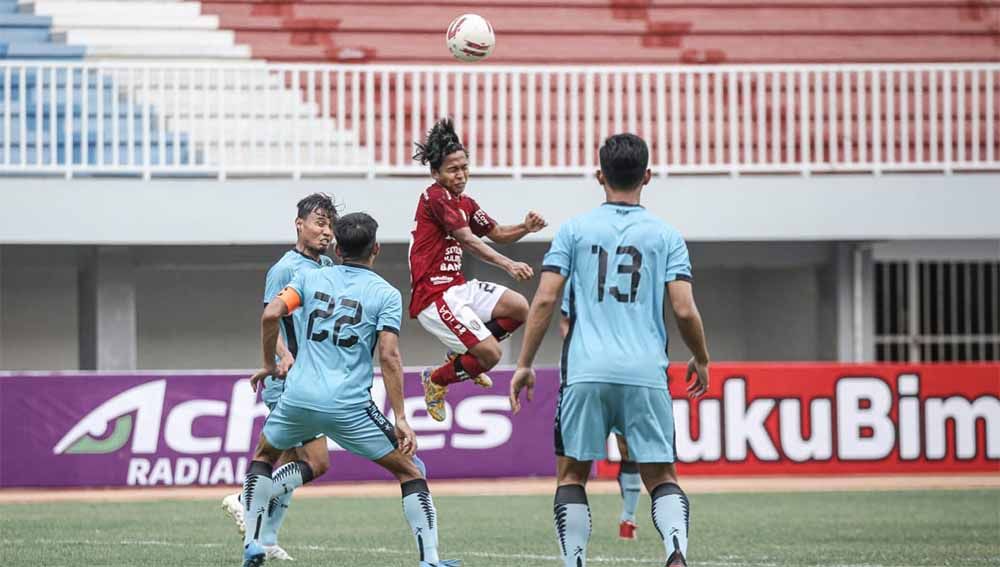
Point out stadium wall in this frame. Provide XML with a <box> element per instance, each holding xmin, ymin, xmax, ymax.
<box><xmin>1</xmin><ymin>365</ymin><xmax>996</xmax><ymax>488</ymax></box>
<box><xmin>0</xmin><ymin>241</ymin><xmax>845</xmax><ymax>370</ymax></box>
<box><xmin>3</xmin><ymin>174</ymin><xmax>1000</xmax><ymax>244</ymax></box>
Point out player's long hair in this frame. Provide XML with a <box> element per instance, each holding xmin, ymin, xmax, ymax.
<box><xmin>413</xmin><ymin>117</ymin><xmax>467</xmax><ymax>171</ymax></box>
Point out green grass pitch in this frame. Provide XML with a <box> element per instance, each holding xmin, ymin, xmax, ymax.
<box><xmin>1</xmin><ymin>489</ymin><xmax>998</xmax><ymax>566</ymax></box>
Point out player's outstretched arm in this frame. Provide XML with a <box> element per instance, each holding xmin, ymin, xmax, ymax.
<box><xmin>377</xmin><ymin>331</ymin><xmax>416</xmax><ymax>455</ymax></box>
<box><xmin>510</xmin><ymin>271</ymin><xmax>566</xmax><ymax>413</ymax></box>
<box><xmin>666</xmin><ymin>280</ymin><xmax>710</xmax><ymax>398</ymax></box>
<box><xmin>486</xmin><ymin>210</ymin><xmax>548</xmax><ymax>244</ymax></box>
<box><xmin>249</xmin><ymin>296</ymin><xmax>290</xmax><ymax>393</ymax></box>
<box><xmin>451</xmin><ymin>226</ymin><xmax>534</xmax><ymax>281</ymax></box>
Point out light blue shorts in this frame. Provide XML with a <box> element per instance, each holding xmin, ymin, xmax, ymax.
<box><xmin>263</xmin><ymin>399</ymin><xmax>397</xmax><ymax>461</ymax></box>
<box><xmin>265</xmin><ymin>399</ymin><xmax>323</xmax><ymax>449</ymax></box>
<box><xmin>261</xmin><ymin>376</ymin><xmax>285</xmax><ymax>408</ymax></box>
<box><xmin>555</xmin><ymin>382</ymin><xmax>675</xmax><ymax>463</ymax></box>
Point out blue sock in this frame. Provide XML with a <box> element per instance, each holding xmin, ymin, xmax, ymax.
<box><xmin>401</xmin><ymin>478</ymin><xmax>440</xmax><ymax>565</ymax></box>
<box><xmin>242</xmin><ymin>461</ymin><xmax>274</xmax><ymax>553</ymax></box>
<box><xmin>651</xmin><ymin>483</ymin><xmax>690</xmax><ymax>560</ymax></box>
<box><xmin>554</xmin><ymin>484</ymin><xmax>590</xmax><ymax>567</ymax></box>
<box><xmin>618</xmin><ymin>462</ymin><xmax>641</xmax><ymax>523</ymax></box>
<box><xmin>260</xmin><ymin>461</ymin><xmax>313</xmax><ymax>546</ymax></box>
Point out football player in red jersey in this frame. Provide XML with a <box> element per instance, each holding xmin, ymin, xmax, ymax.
<box><xmin>410</xmin><ymin>117</ymin><xmax>547</xmax><ymax>422</ymax></box>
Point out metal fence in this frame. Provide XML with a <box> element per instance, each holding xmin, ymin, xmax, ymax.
<box><xmin>875</xmin><ymin>260</ymin><xmax>1000</xmax><ymax>362</ymax></box>
<box><xmin>1</xmin><ymin>61</ymin><xmax>998</xmax><ymax>179</ymax></box>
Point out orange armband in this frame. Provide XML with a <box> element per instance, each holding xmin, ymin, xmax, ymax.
<box><xmin>277</xmin><ymin>287</ymin><xmax>302</xmax><ymax>312</ymax></box>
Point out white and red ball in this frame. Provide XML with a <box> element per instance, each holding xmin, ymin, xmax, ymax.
<box><xmin>446</xmin><ymin>14</ymin><xmax>495</xmax><ymax>62</ymax></box>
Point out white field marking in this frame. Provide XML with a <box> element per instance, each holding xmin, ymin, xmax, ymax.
<box><xmin>12</xmin><ymin>539</ymin><xmax>988</xmax><ymax>567</ymax></box>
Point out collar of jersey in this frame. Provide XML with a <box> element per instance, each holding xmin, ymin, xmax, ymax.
<box><xmin>291</xmin><ymin>248</ymin><xmax>323</xmax><ymax>265</ymax></box>
<box><xmin>602</xmin><ymin>201</ymin><xmax>644</xmax><ymax>208</ymax></box>
<box><xmin>342</xmin><ymin>261</ymin><xmax>374</xmax><ymax>272</ymax></box>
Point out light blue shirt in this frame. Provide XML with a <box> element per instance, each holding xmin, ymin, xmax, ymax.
<box><xmin>261</xmin><ymin>250</ymin><xmax>335</xmax><ymax>405</ymax></box>
<box><xmin>543</xmin><ymin>202</ymin><xmax>691</xmax><ymax>389</ymax></box>
<box><xmin>282</xmin><ymin>264</ymin><xmax>403</xmax><ymax>411</ymax></box>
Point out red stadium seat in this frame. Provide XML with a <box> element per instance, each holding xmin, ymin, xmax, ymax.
<box><xmin>198</xmin><ymin>0</ymin><xmax>1000</xmax><ymax>64</ymax></box>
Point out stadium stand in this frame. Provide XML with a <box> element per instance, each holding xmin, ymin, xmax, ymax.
<box><xmin>0</xmin><ymin>0</ymin><xmax>190</xmax><ymax>165</ymax></box>
<box><xmin>198</xmin><ymin>0</ymin><xmax>1000</xmax><ymax>64</ymax></box>
<box><xmin>0</xmin><ymin>0</ymin><xmax>82</xmax><ymax>59</ymax></box>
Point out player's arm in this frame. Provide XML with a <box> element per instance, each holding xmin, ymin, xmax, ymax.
<box><xmin>451</xmin><ymin>226</ymin><xmax>533</xmax><ymax>281</ymax></box>
<box><xmin>666</xmin><ymin>280</ymin><xmax>710</xmax><ymax>398</ymax></box>
<box><xmin>264</xmin><ymin>266</ymin><xmax>296</xmax><ymax>376</ymax></box>
<box><xmin>509</xmin><ymin>270</ymin><xmax>566</xmax><ymax>413</ymax></box>
<box><xmin>275</xmin><ymin>333</ymin><xmax>293</xmax><ymax>378</ymax></box>
<box><xmin>377</xmin><ymin>331</ymin><xmax>406</xmax><ymax>422</ymax></box>
<box><xmin>375</xmin><ymin>288</ymin><xmax>416</xmax><ymax>455</ymax></box>
<box><xmin>249</xmin><ymin>288</ymin><xmax>299</xmax><ymax>392</ymax></box>
<box><xmin>486</xmin><ymin>210</ymin><xmax>548</xmax><ymax>244</ymax></box>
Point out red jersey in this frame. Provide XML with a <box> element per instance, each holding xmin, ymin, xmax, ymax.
<box><xmin>408</xmin><ymin>183</ymin><xmax>497</xmax><ymax>318</ymax></box>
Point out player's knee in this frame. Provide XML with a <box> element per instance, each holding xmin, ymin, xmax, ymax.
<box><xmin>253</xmin><ymin>437</ymin><xmax>282</xmax><ymax>464</ymax></box>
<box><xmin>477</xmin><ymin>343</ymin><xmax>502</xmax><ymax>368</ymax></box>
<box><xmin>309</xmin><ymin>459</ymin><xmax>330</xmax><ymax>478</ymax></box>
<box><xmin>507</xmin><ymin>291</ymin><xmax>529</xmax><ymax>321</ymax></box>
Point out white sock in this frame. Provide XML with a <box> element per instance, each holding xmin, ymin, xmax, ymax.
<box><xmin>618</xmin><ymin>463</ymin><xmax>642</xmax><ymax>523</ymax></box>
<box><xmin>554</xmin><ymin>484</ymin><xmax>591</xmax><ymax>567</ymax></box>
<box><xmin>260</xmin><ymin>460</ymin><xmax>312</xmax><ymax>546</ymax></box>
<box><xmin>651</xmin><ymin>483</ymin><xmax>690</xmax><ymax>560</ymax></box>
<box><xmin>242</xmin><ymin>461</ymin><xmax>274</xmax><ymax>552</ymax></box>
<box><xmin>401</xmin><ymin>478</ymin><xmax>440</xmax><ymax>565</ymax></box>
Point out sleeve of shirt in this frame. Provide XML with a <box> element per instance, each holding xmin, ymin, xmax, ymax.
<box><xmin>278</xmin><ymin>272</ymin><xmax>308</xmax><ymax>314</ymax></box>
<box><xmin>263</xmin><ymin>265</ymin><xmax>295</xmax><ymax>303</ymax></box>
<box><xmin>466</xmin><ymin>197</ymin><xmax>498</xmax><ymax>238</ymax></box>
<box><xmin>426</xmin><ymin>189</ymin><xmax>469</xmax><ymax>234</ymax></box>
<box><xmin>377</xmin><ymin>286</ymin><xmax>403</xmax><ymax>335</ymax></box>
<box><xmin>541</xmin><ymin>222</ymin><xmax>574</xmax><ymax>277</ymax></box>
<box><xmin>665</xmin><ymin>231</ymin><xmax>693</xmax><ymax>283</ymax></box>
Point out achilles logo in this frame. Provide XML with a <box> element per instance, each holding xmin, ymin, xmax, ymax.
<box><xmin>54</xmin><ymin>379</ymin><xmax>268</xmax><ymax>456</ymax></box>
<box><xmin>53</xmin><ymin>381</ymin><xmax>166</xmax><ymax>455</ymax></box>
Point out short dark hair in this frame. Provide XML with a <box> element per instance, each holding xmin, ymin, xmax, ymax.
<box><xmin>335</xmin><ymin>212</ymin><xmax>379</xmax><ymax>261</ymax></box>
<box><xmin>413</xmin><ymin>117</ymin><xmax>466</xmax><ymax>171</ymax></box>
<box><xmin>296</xmin><ymin>193</ymin><xmax>338</xmax><ymax>221</ymax></box>
<box><xmin>599</xmin><ymin>133</ymin><xmax>649</xmax><ymax>190</ymax></box>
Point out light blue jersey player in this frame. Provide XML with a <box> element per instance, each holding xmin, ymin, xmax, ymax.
<box><xmin>510</xmin><ymin>134</ymin><xmax>711</xmax><ymax>567</ymax></box>
<box><xmin>260</xmin><ymin>249</ymin><xmax>335</xmax><ymax>409</ymax></box>
<box><xmin>241</xmin><ymin>213</ymin><xmax>460</xmax><ymax>567</ymax></box>
<box><xmin>222</xmin><ymin>193</ymin><xmax>337</xmax><ymax>562</ymax></box>
<box><xmin>559</xmin><ymin>284</ymin><xmax>643</xmax><ymax>542</ymax></box>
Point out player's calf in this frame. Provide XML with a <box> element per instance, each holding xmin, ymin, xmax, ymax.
<box><xmin>618</xmin><ymin>460</ymin><xmax>642</xmax><ymax>540</ymax></box>
<box><xmin>554</xmin><ymin>484</ymin><xmax>591</xmax><ymax>567</ymax></box>
<box><xmin>377</xmin><ymin>451</ymin><xmax>461</xmax><ymax>567</ymax></box>
<box><xmin>242</xmin><ymin>460</ymin><xmax>275</xmax><ymax>567</ymax></box>
<box><xmin>650</xmin><ymin>483</ymin><xmax>690</xmax><ymax>566</ymax></box>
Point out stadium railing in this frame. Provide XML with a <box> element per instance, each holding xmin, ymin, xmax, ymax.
<box><xmin>0</xmin><ymin>61</ymin><xmax>997</xmax><ymax>179</ymax></box>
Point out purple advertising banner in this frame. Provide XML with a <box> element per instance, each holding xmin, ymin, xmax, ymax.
<box><xmin>0</xmin><ymin>369</ymin><xmax>560</xmax><ymax>487</ymax></box>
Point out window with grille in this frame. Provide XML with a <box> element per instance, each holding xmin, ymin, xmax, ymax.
<box><xmin>875</xmin><ymin>261</ymin><xmax>999</xmax><ymax>362</ymax></box>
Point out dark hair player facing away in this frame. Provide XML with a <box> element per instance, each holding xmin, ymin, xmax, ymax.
<box><xmin>510</xmin><ymin>134</ymin><xmax>711</xmax><ymax>567</ymax></box>
<box><xmin>409</xmin><ymin>117</ymin><xmax>547</xmax><ymax>422</ymax></box>
<box><xmin>222</xmin><ymin>193</ymin><xmax>338</xmax><ymax>561</ymax></box>
<box><xmin>242</xmin><ymin>213</ymin><xmax>460</xmax><ymax>567</ymax></box>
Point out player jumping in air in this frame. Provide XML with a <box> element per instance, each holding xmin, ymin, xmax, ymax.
<box><xmin>409</xmin><ymin>117</ymin><xmax>547</xmax><ymax>422</ymax></box>
<box><xmin>242</xmin><ymin>213</ymin><xmax>458</xmax><ymax>567</ymax></box>
<box><xmin>510</xmin><ymin>134</ymin><xmax>711</xmax><ymax>567</ymax></box>
<box><xmin>222</xmin><ymin>193</ymin><xmax>338</xmax><ymax>561</ymax></box>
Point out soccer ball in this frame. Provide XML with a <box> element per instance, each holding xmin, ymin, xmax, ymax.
<box><xmin>446</xmin><ymin>14</ymin><xmax>495</xmax><ymax>62</ymax></box>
